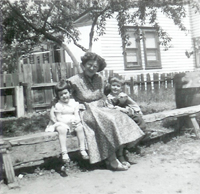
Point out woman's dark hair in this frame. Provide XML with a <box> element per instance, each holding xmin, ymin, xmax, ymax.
<box><xmin>81</xmin><ymin>52</ymin><xmax>107</xmax><ymax>72</ymax></box>
<box><xmin>54</xmin><ymin>79</ymin><xmax>72</xmax><ymax>100</ymax></box>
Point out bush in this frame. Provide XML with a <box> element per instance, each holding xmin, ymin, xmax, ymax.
<box><xmin>2</xmin><ymin>111</ymin><xmax>50</xmax><ymax>137</ymax></box>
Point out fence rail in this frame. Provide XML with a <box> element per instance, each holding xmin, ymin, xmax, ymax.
<box><xmin>0</xmin><ymin>61</ymin><xmax>183</xmax><ymax>118</ymax></box>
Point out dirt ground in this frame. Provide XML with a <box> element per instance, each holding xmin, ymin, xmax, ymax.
<box><xmin>1</xmin><ymin>133</ymin><xmax>200</xmax><ymax>194</ymax></box>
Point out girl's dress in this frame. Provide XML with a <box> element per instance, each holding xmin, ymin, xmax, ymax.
<box><xmin>45</xmin><ymin>99</ymin><xmax>79</xmax><ymax>133</ymax></box>
<box><xmin>69</xmin><ymin>73</ymin><xmax>144</xmax><ymax>164</ymax></box>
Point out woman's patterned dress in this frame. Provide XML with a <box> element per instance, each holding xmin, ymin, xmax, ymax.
<box><xmin>69</xmin><ymin>73</ymin><xmax>144</xmax><ymax>164</ymax></box>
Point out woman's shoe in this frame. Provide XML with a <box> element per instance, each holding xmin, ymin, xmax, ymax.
<box><xmin>118</xmin><ymin>155</ymin><xmax>131</xmax><ymax>168</ymax></box>
<box><xmin>80</xmin><ymin>150</ymin><xmax>89</xmax><ymax>160</ymax></box>
<box><xmin>106</xmin><ymin>159</ymin><xmax>128</xmax><ymax>171</ymax></box>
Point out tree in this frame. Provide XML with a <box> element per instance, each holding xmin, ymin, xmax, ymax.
<box><xmin>1</xmin><ymin>0</ymin><xmax>199</xmax><ymax>73</ymax></box>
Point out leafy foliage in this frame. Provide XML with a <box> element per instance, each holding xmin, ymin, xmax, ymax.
<box><xmin>1</xmin><ymin>0</ymin><xmax>199</xmax><ymax>72</ymax></box>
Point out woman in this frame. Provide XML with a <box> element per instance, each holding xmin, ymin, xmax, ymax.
<box><xmin>67</xmin><ymin>52</ymin><xmax>144</xmax><ymax>171</ymax></box>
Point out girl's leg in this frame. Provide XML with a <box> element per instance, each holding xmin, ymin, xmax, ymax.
<box><xmin>75</xmin><ymin>125</ymin><xmax>89</xmax><ymax>159</ymax></box>
<box><xmin>56</xmin><ymin>125</ymin><xmax>70</xmax><ymax>162</ymax></box>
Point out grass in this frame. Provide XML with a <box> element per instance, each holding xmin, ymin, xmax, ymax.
<box><xmin>134</xmin><ymin>88</ymin><xmax>176</xmax><ymax>114</ymax></box>
<box><xmin>2</xmin><ymin>111</ymin><xmax>50</xmax><ymax>137</ymax></box>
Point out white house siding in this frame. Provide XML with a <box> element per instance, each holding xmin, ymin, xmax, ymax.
<box><xmin>64</xmin><ymin>25</ymin><xmax>102</xmax><ymax>63</ymax></box>
<box><xmin>189</xmin><ymin>5</ymin><xmax>200</xmax><ymax>38</ymax></box>
<box><xmin>96</xmin><ymin>6</ymin><xmax>195</xmax><ymax>78</ymax></box>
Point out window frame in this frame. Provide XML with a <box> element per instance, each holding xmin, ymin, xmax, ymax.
<box><xmin>142</xmin><ymin>28</ymin><xmax>162</xmax><ymax>69</ymax></box>
<box><xmin>122</xmin><ymin>26</ymin><xmax>162</xmax><ymax>70</ymax></box>
<box><xmin>122</xmin><ymin>27</ymin><xmax>143</xmax><ymax>70</ymax></box>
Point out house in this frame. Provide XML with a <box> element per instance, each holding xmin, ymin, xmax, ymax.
<box><xmin>65</xmin><ymin>4</ymin><xmax>200</xmax><ymax>79</ymax></box>
<box><xmin>20</xmin><ymin>44</ymin><xmax>66</xmax><ymax>65</ymax></box>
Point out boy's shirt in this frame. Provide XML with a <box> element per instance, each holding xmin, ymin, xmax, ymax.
<box><xmin>107</xmin><ymin>92</ymin><xmax>142</xmax><ymax>114</ymax></box>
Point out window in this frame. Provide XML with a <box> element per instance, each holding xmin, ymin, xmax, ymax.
<box><xmin>123</xmin><ymin>27</ymin><xmax>161</xmax><ymax>70</ymax></box>
<box><xmin>123</xmin><ymin>28</ymin><xmax>142</xmax><ymax>70</ymax></box>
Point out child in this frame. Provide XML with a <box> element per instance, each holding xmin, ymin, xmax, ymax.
<box><xmin>106</xmin><ymin>76</ymin><xmax>146</xmax><ymax>132</ymax></box>
<box><xmin>45</xmin><ymin>79</ymin><xmax>89</xmax><ymax>163</ymax></box>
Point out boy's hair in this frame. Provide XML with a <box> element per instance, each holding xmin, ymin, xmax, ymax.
<box><xmin>54</xmin><ymin>79</ymin><xmax>72</xmax><ymax>100</ymax></box>
<box><xmin>108</xmin><ymin>76</ymin><xmax>124</xmax><ymax>85</ymax></box>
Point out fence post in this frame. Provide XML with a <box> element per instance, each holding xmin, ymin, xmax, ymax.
<box><xmin>141</xmin><ymin>74</ymin><xmax>145</xmax><ymax>91</ymax></box>
<box><xmin>23</xmin><ymin>64</ymin><xmax>33</xmax><ymax>113</ymax></box>
<box><xmin>153</xmin><ymin>73</ymin><xmax>159</xmax><ymax>92</ymax></box>
<box><xmin>130</xmin><ymin>77</ymin><xmax>134</xmax><ymax>97</ymax></box>
<box><xmin>15</xmin><ymin>86</ymin><xmax>25</xmax><ymax>117</ymax></box>
<box><xmin>24</xmin><ymin>83</ymin><xmax>33</xmax><ymax>113</ymax></box>
<box><xmin>146</xmin><ymin>74</ymin><xmax>151</xmax><ymax>92</ymax></box>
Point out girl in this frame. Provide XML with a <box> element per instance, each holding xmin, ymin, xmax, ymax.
<box><xmin>46</xmin><ymin>79</ymin><xmax>89</xmax><ymax>163</ymax></box>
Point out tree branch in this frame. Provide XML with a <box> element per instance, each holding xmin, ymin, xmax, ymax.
<box><xmin>88</xmin><ymin>6</ymin><xmax>110</xmax><ymax>51</ymax></box>
<box><xmin>41</xmin><ymin>3</ymin><xmax>55</xmax><ymax>30</ymax></box>
<box><xmin>6</xmin><ymin>0</ymin><xmax>80</xmax><ymax>70</ymax></box>
<box><xmin>56</xmin><ymin>26</ymin><xmax>88</xmax><ymax>52</ymax></box>
<box><xmin>89</xmin><ymin>15</ymin><xmax>98</xmax><ymax>51</ymax></box>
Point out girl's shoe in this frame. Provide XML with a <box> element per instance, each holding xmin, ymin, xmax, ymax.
<box><xmin>118</xmin><ymin>155</ymin><xmax>131</xmax><ymax>168</ymax></box>
<box><xmin>80</xmin><ymin>150</ymin><xmax>89</xmax><ymax>160</ymax></box>
<box><xmin>106</xmin><ymin>159</ymin><xmax>128</xmax><ymax>171</ymax></box>
<box><xmin>62</xmin><ymin>151</ymin><xmax>70</xmax><ymax>163</ymax></box>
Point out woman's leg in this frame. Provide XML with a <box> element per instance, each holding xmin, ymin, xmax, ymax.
<box><xmin>106</xmin><ymin>152</ymin><xmax>128</xmax><ymax>171</ymax></box>
<box><xmin>117</xmin><ymin>145</ymin><xmax>131</xmax><ymax>168</ymax></box>
<box><xmin>56</xmin><ymin>125</ymin><xmax>70</xmax><ymax>162</ymax></box>
<box><xmin>75</xmin><ymin>124</ymin><xmax>89</xmax><ymax>159</ymax></box>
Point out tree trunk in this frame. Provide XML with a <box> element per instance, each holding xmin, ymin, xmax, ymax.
<box><xmin>61</xmin><ymin>43</ymin><xmax>82</xmax><ymax>73</ymax></box>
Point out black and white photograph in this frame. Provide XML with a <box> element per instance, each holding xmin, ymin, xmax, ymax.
<box><xmin>1</xmin><ymin>0</ymin><xmax>200</xmax><ymax>193</ymax></box>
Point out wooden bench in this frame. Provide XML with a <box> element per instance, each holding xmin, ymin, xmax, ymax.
<box><xmin>1</xmin><ymin>105</ymin><xmax>200</xmax><ymax>188</ymax></box>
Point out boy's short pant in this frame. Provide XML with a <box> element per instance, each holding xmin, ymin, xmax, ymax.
<box><xmin>129</xmin><ymin>114</ymin><xmax>146</xmax><ymax>132</ymax></box>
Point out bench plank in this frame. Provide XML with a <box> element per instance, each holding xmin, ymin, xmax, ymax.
<box><xmin>143</xmin><ymin>105</ymin><xmax>200</xmax><ymax>123</ymax></box>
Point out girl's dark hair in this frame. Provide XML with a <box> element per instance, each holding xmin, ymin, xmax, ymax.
<box><xmin>54</xmin><ymin>79</ymin><xmax>72</xmax><ymax>100</ymax></box>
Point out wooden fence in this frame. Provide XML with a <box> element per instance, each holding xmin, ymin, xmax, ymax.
<box><xmin>0</xmin><ymin>61</ymin><xmax>179</xmax><ymax>118</ymax></box>
<box><xmin>101</xmin><ymin>71</ymin><xmax>175</xmax><ymax>97</ymax></box>
<box><xmin>0</xmin><ymin>73</ymin><xmax>24</xmax><ymax>117</ymax></box>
